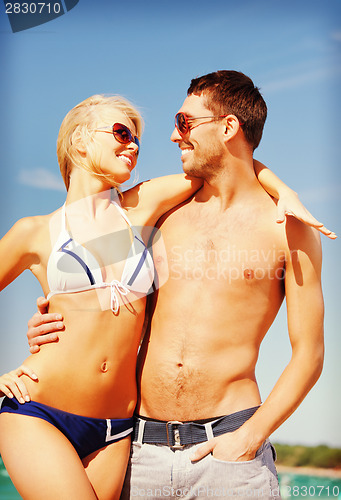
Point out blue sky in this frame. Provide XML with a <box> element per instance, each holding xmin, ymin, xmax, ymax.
<box><xmin>0</xmin><ymin>0</ymin><xmax>340</xmax><ymax>448</ymax></box>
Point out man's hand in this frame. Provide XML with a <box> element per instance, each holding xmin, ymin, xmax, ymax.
<box><xmin>276</xmin><ymin>192</ymin><xmax>336</xmax><ymax>239</ymax></box>
<box><xmin>0</xmin><ymin>365</ymin><xmax>38</xmax><ymax>403</ymax></box>
<box><xmin>190</xmin><ymin>427</ymin><xmax>260</xmax><ymax>463</ymax></box>
<box><xmin>27</xmin><ymin>297</ymin><xmax>64</xmax><ymax>353</ymax></box>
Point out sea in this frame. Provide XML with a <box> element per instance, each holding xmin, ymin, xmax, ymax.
<box><xmin>1</xmin><ymin>457</ymin><xmax>341</xmax><ymax>499</ymax></box>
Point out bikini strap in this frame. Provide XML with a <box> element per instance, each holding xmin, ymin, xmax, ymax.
<box><xmin>111</xmin><ymin>200</ymin><xmax>132</xmax><ymax>228</ymax></box>
<box><xmin>61</xmin><ymin>203</ymin><xmax>66</xmax><ymax>232</ymax></box>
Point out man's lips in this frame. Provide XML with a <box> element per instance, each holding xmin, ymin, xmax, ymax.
<box><xmin>180</xmin><ymin>146</ymin><xmax>194</xmax><ymax>157</ymax></box>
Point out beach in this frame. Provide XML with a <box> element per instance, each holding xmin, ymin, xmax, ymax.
<box><xmin>277</xmin><ymin>465</ymin><xmax>341</xmax><ymax>478</ymax></box>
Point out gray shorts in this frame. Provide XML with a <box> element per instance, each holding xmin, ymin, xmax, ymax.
<box><xmin>120</xmin><ymin>423</ymin><xmax>280</xmax><ymax>499</ymax></box>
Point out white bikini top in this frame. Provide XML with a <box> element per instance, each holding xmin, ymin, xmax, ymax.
<box><xmin>46</xmin><ymin>198</ymin><xmax>155</xmax><ymax>313</ymax></box>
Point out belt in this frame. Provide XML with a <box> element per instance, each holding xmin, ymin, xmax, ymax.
<box><xmin>133</xmin><ymin>406</ymin><xmax>259</xmax><ymax>449</ymax></box>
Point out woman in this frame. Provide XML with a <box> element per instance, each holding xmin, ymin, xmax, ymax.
<box><xmin>0</xmin><ymin>94</ymin><xmax>333</xmax><ymax>500</ymax></box>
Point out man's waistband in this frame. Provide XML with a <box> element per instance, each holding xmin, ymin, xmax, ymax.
<box><xmin>133</xmin><ymin>406</ymin><xmax>259</xmax><ymax>449</ymax></box>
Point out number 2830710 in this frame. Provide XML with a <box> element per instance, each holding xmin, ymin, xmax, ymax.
<box><xmin>5</xmin><ymin>3</ymin><xmax>62</xmax><ymax>14</ymax></box>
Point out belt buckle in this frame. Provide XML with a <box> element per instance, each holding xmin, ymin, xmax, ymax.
<box><xmin>166</xmin><ymin>421</ymin><xmax>184</xmax><ymax>449</ymax></box>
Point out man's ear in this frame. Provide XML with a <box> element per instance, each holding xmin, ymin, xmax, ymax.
<box><xmin>223</xmin><ymin>115</ymin><xmax>241</xmax><ymax>142</ymax></box>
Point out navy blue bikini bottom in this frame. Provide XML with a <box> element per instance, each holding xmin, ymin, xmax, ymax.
<box><xmin>0</xmin><ymin>396</ymin><xmax>134</xmax><ymax>459</ymax></box>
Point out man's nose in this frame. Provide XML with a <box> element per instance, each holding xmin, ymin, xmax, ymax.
<box><xmin>170</xmin><ymin>127</ymin><xmax>181</xmax><ymax>143</ymax></box>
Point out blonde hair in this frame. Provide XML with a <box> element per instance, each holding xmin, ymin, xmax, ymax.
<box><xmin>57</xmin><ymin>95</ymin><xmax>143</xmax><ymax>190</ymax></box>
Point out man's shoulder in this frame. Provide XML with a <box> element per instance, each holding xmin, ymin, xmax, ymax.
<box><xmin>231</xmin><ymin>191</ymin><xmax>279</xmax><ymax>231</ymax></box>
<box><xmin>284</xmin><ymin>216</ymin><xmax>322</xmax><ymax>254</ymax></box>
<box><xmin>253</xmin><ymin>195</ymin><xmax>322</xmax><ymax>257</ymax></box>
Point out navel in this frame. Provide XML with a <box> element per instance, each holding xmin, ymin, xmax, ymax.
<box><xmin>244</xmin><ymin>268</ymin><xmax>255</xmax><ymax>280</ymax></box>
<box><xmin>101</xmin><ymin>361</ymin><xmax>108</xmax><ymax>373</ymax></box>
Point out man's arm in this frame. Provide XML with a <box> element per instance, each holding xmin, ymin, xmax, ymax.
<box><xmin>192</xmin><ymin>220</ymin><xmax>324</xmax><ymax>462</ymax></box>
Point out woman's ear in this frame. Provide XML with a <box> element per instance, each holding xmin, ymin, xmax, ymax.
<box><xmin>71</xmin><ymin>129</ymin><xmax>88</xmax><ymax>155</ymax></box>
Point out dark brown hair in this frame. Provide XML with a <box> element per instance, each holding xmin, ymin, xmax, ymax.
<box><xmin>188</xmin><ymin>70</ymin><xmax>267</xmax><ymax>150</ymax></box>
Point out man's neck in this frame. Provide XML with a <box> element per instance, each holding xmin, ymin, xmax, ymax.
<box><xmin>195</xmin><ymin>156</ymin><xmax>261</xmax><ymax>211</ymax></box>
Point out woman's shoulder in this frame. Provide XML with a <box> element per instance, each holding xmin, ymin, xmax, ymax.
<box><xmin>8</xmin><ymin>207</ymin><xmax>63</xmax><ymax>251</ymax></box>
<box><xmin>13</xmin><ymin>208</ymin><xmax>60</xmax><ymax>233</ymax></box>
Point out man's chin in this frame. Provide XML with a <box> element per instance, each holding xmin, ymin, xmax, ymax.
<box><xmin>181</xmin><ymin>160</ymin><xmax>195</xmax><ymax>176</ymax></box>
<box><xmin>182</xmin><ymin>165</ymin><xmax>201</xmax><ymax>178</ymax></box>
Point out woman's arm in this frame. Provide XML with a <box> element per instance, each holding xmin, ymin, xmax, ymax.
<box><xmin>121</xmin><ymin>174</ymin><xmax>202</xmax><ymax>226</ymax></box>
<box><xmin>254</xmin><ymin>160</ymin><xmax>336</xmax><ymax>239</ymax></box>
<box><xmin>0</xmin><ymin>217</ymin><xmax>40</xmax><ymax>291</ymax></box>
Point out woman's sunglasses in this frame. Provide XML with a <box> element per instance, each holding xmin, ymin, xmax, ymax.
<box><xmin>95</xmin><ymin>123</ymin><xmax>140</xmax><ymax>155</ymax></box>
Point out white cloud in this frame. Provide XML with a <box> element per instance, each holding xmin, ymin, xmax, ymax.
<box><xmin>261</xmin><ymin>66</ymin><xmax>339</xmax><ymax>94</ymax></box>
<box><xmin>18</xmin><ymin>168</ymin><xmax>65</xmax><ymax>192</ymax></box>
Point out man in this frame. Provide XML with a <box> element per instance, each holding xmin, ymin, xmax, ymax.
<box><xmin>26</xmin><ymin>71</ymin><xmax>325</xmax><ymax>499</ymax></box>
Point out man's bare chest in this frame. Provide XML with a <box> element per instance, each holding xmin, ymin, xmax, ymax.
<box><xmin>158</xmin><ymin>208</ymin><xmax>286</xmax><ymax>285</ymax></box>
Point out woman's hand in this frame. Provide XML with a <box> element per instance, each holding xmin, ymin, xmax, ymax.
<box><xmin>27</xmin><ymin>297</ymin><xmax>64</xmax><ymax>353</ymax></box>
<box><xmin>276</xmin><ymin>191</ymin><xmax>336</xmax><ymax>239</ymax></box>
<box><xmin>253</xmin><ymin>160</ymin><xmax>336</xmax><ymax>240</ymax></box>
<box><xmin>0</xmin><ymin>365</ymin><xmax>38</xmax><ymax>403</ymax></box>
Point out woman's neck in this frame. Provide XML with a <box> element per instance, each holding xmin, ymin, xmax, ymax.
<box><xmin>64</xmin><ymin>169</ymin><xmax>118</xmax><ymax>218</ymax></box>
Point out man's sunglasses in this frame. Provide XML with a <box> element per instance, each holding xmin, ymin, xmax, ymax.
<box><xmin>175</xmin><ymin>112</ymin><xmax>228</xmax><ymax>136</ymax></box>
<box><xmin>95</xmin><ymin>123</ymin><xmax>140</xmax><ymax>154</ymax></box>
